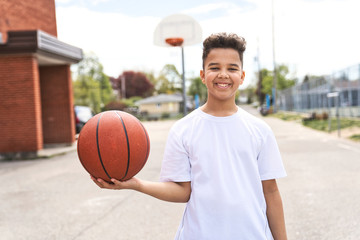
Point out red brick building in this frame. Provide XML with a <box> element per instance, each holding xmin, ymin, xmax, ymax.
<box><xmin>0</xmin><ymin>0</ymin><xmax>83</xmax><ymax>159</ymax></box>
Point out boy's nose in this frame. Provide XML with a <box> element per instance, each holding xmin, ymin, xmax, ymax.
<box><xmin>218</xmin><ymin>71</ymin><xmax>229</xmax><ymax>78</ymax></box>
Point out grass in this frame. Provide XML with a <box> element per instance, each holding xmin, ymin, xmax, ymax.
<box><xmin>302</xmin><ymin>118</ymin><xmax>360</xmax><ymax>132</ymax></box>
<box><xmin>268</xmin><ymin>111</ymin><xmax>360</xmax><ymax>141</ymax></box>
<box><xmin>270</xmin><ymin>112</ymin><xmax>303</xmax><ymax>122</ymax></box>
<box><xmin>349</xmin><ymin>134</ymin><xmax>360</xmax><ymax>141</ymax></box>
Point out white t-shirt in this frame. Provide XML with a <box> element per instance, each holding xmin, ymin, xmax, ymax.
<box><xmin>160</xmin><ymin>106</ymin><xmax>286</xmax><ymax>240</ymax></box>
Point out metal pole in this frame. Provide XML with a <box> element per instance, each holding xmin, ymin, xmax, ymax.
<box><xmin>257</xmin><ymin>37</ymin><xmax>262</xmax><ymax>104</ymax></box>
<box><xmin>347</xmin><ymin>67</ymin><xmax>353</xmax><ymax>117</ymax></box>
<box><xmin>121</xmin><ymin>75</ymin><xmax>126</xmax><ymax>99</ymax></box>
<box><xmin>336</xmin><ymin>95</ymin><xmax>341</xmax><ymax>137</ymax></box>
<box><xmin>328</xmin><ymin>94</ymin><xmax>331</xmax><ymax>133</ymax></box>
<box><xmin>272</xmin><ymin>0</ymin><xmax>277</xmax><ymax>113</ymax></box>
<box><xmin>358</xmin><ymin>64</ymin><xmax>360</xmax><ymax>116</ymax></box>
<box><xmin>181</xmin><ymin>46</ymin><xmax>187</xmax><ymax>116</ymax></box>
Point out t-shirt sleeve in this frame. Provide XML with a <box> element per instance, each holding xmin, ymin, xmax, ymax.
<box><xmin>159</xmin><ymin>127</ymin><xmax>191</xmax><ymax>182</ymax></box>
<box><xmin>257</xmin><ymin>128</ymin><xmax>287</xmax><ymax>180</ymax></box>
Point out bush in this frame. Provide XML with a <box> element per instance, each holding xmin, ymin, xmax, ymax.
<box><xmin>161</xmin><ymin>112</ymin><xmax>170</xmax><ymax>119</ymax></box>
<box><xmin>104</xmin><ymin>101</ymin><xmax>128</xmax><ymax>111</ymax></box>
<box><xmin>122</xmin><ymin>96</ymin><xmax>143</xmax><ymax>107</ymax></box>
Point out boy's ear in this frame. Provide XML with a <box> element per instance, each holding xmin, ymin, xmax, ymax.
<box><xmin>240</xmin><ymin>71</ymin><xmax>245</xmax><ymax>85</ymax></box>
<box><xmin>200</xmin><ymin>70</ymin><xmax>205</xmax><ymax>84</ymax></box>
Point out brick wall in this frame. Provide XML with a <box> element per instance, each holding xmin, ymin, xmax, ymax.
<box><xmin>0</xmin><ymin>55</ymin><xmax>43</xmax><ymax>153</ymax></box>
<box><xmin>0</xmin><ymin>0</ymin><xmax>57</xmax><ymax>42</ymax></box>
<box><xmin>40</xmin><ymin>65</ymin><xmax>75</xmax><ymax>145</ymax></box>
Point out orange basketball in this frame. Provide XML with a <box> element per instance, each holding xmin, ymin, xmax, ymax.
<box><xmin>77</xmin><ymin>110</ymin><xmax>150</xmax><ymax>182</ymax></box>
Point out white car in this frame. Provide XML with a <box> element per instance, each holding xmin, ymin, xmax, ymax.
<box><xmin>74</xmin><ymin>105</ymin><xmax>94</xmax><ymax>133</ymax></box>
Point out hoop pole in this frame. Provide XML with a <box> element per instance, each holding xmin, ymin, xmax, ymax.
<box><xmin>181</xmin><ymin>46</ymin><xmax>187</xmax><ymax>116</ymax></box>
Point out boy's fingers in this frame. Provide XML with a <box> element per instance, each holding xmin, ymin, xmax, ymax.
<box><xmin>97</xmin><ymin>178</ymin><xmax>113</xmax><ymax>188</ymax></box>
<box><xmin>111</xmin><ymin>178</ymin><xmax>121</xmax><ymax>185</ymax></box>
<box><xmin>91</xmin><ymin>178</ymin><xmax>104</xmax><ymax>188</ymax></box>
<box><xmin>92</xmin><ymin>180</ymin><xmax>103</xmax><ymax>188</ymax></box>
<box><xmin>90</xmin><ymin>176</ymin><xmax>109</xmax><ymax>188</ymax></box>
<box><xmin>90</xmin><ymin>175</ymin><xmax>124</xmax><ymax>189</ymax></box>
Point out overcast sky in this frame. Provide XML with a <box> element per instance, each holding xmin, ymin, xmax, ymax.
<box><xmin>55</xmin><ymin>0</ymin><xmax>360</xmax><ymax>88</ymax></box>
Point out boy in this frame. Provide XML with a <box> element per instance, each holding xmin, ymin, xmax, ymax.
<box><xmin>92</xmin><ymin>32</ymin><xmax>287</xmax><ymax>240</ymax></box>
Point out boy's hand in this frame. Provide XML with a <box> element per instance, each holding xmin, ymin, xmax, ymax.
<box><xmin>91</xmin><ymin>175</ymin><xmax>140</xmax><ymax>190</ymax></box>
<box><xmin>90</xmin><ymin>175</ymin><xmax>191</xmax><ymax>203</ymax></box>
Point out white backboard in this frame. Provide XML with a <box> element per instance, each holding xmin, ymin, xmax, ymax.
<box><xmin>154</xmin><ymin>14</ymin><xmax>202</xmax><ymax>47</ymax></box>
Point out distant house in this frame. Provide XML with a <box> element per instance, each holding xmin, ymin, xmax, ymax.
<box><xmin>135</xmin><ymin>94</ymin><xmax>183</xmax><ymax>119</ymax></box>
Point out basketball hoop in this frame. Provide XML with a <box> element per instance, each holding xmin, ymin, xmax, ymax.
<box><xmin>154</xmin><ymin>14</ymin><xmax>202</xmax><ymax>116</ymax></box>
<box><xmin>165</xmin><ymin>37</ymin><xmax>184</xmax><ymax>47</ymax></box>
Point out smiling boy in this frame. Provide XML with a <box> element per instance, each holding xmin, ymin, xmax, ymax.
<box><xmin>92</xmin><ymin>32</ymin><xmax>287</xmax><ymax>240</ymax></box>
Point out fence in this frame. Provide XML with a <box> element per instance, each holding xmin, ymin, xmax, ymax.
<box><xmin>278</xmin><ymin>64</ymin><xmax>360</xmax><ymax>118</ymax></box>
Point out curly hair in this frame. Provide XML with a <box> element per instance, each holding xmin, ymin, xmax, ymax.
<box><xmin>202</xmin><ymin>32</ymin><xmax>246</xmax><ymax>69</ymax></box>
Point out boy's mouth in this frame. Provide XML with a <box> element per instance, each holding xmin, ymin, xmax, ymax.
<box><xmin>215</xmin><ymin>83</ymin><xmax>231</xmax><ymax>89</ymax></box>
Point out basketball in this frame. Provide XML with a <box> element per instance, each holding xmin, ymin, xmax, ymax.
<box><xmin>77</xmin><ymin>110</ymin><xmax>150</xmax><ymax>182</ymax></box>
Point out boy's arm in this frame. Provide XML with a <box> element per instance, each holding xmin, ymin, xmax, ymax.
<box><xmin>91</xmin><ymin>176</ymin><xmax>191</xmax><ymax>203</ymax></box>
<box><xmin>262</xmin><ymin>179</ymin><xmax>287</xmax><ymax>240</ymax></box>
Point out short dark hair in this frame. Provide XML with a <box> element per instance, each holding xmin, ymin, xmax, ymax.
<box><xmin>202</xmin><ymin>32</ymin><xmax>246</xmax><ymax>69</ymax></box>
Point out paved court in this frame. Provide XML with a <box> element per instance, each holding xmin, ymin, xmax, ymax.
<box><xmin>0</xmin><ymin>106</ymin><xmax>359</xmax><ymax>240</ymax></box>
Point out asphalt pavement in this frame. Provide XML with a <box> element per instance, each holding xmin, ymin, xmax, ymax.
<box><xmin>0</xmin><ymin>105</ymin><xmax>359</xmax><ymax>240</ymax></box>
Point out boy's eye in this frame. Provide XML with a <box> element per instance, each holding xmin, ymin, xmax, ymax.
<box><xmin>229</xmin><ymin>68</ymin><xmax>238</xmax><ymax>71</ymax></box>
<box><xmin>209</xmin><ymin>67</ymin><xmax>219</xmax><ymax>70</ymax></box>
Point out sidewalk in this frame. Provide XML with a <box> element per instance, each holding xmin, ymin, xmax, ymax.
<box><xmin>38</xmin><ymin>142</ymin><xmax>77</xmax><ymax>158</ymax></box>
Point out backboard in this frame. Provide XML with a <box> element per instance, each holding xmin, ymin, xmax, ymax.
<box><xmin>154</xmin><ymin>14</ymin><xmax>202</xmax><ymax>47</ymax></box>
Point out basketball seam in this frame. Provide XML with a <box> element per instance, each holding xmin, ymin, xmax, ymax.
<box><xmin>115</xmin><ymin>111</ymin><xmax>131</xmax><ymax>181</ymax></box>
<box><xmin>96</xmin><ymin>112</ymin><xmax>112</xmax><ymax>180</ymax></box>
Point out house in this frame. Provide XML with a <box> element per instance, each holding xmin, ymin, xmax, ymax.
<box><xmin>135</xmin><ymin>94</ymin><xmax>184</xmax><ymax>119</ymax></box>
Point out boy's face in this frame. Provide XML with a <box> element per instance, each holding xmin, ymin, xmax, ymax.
<box><xmin>200</xmin><ymin>48</ymin><xmax>245</xmax><ymax>103</ymax></box>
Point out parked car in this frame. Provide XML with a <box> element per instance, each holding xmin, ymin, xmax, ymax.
<box><xmin>74</xmin><ymin>105</ymin><xmax>94</xmax><ymax>133</ymax></box>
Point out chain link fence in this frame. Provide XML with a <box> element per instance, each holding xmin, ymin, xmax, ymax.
<box><xmin>278</xmin><ymin>64</ymin><xmax>360</xmax><ymax>118</ymax></box>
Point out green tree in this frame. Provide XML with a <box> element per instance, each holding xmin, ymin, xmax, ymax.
<box><xmin>73</xmin><ymin>52</ymin><xmax>114</xmax><ymax>113</ymax></box>
<box><xmin>156</xmin><ymin>64</ymin><xmax>182</xmax><ymax>94</ymax></box>
<box><xmin>188</xmin><ymin>76</ymin><xmax>207</xmax><ymax>105</ymax></box>
<box><xmin>260</xmin><ymin>64</ymin><xmax>296</xmax><ymax>96</ymax></box>
<box><xmin>143</xmin><ymin>65</ymin><xmax>184</xmax><ymax>95</ymax></box>
<box><xmin>259</xmin><ymin>68</ymin><xmax>273</xmax><ymax>97</ymax></box>
<box><xmin>144</xmin><ymin>71</ymin><xmax>157</xmax><ymax>89</ymax></box>
<box><xmin>239</xmin><ymin>85</ymin><xmax>256</xmax><ymax>104</ymax></box>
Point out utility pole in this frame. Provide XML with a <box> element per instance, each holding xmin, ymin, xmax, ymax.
<box><xmin>121</xmin><ymin>75</ymin><xmax>126</xmax><ymax>99</ymax></box>
<box><xmin>272</xmin><ymin>0</ymin><xmax>277</xmax><ymax>113</ymax></box>
<box><xmin>256</xmin><ymin>37</ymin><xmax>262</xmax><ymax>105</ymax></box>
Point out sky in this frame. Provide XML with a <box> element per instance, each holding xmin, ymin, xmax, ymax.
<box><xmin>55</xmin><ymin>0</ymin><xmax>360</xmax><ymax>89</ymax></box>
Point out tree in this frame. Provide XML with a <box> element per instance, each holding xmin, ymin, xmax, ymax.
<box><xmin>73</xmin><ymin>52</ymin><xmax>114</xmax><ymax>113</ymax></box>
<box><xmin>144</xmin><ymin>71</ymin><xmax>157</xmax><ymax>90</ymax></box>
<box><xmin>110</xmin><ymin>71</ymin><xmax>154</xmax><ymax>98</ymax></box>
<box><xmin>188</xmin><ymin>76</ymin><xmax>207</xmax><ymax>105</ymax></box>
<box><xmin>239</xmin><ymin>85</ymin><xmax>256</xmax><ymax>104</ymax></box>
<box><xmin>153</xmin><ymin>74</ymin><xmax>171</xmax><ymax>94</ymax></box>
<box><xmin>156</xmin><ymin>64</ymin><xmax>182</xmax><ymax>94</ymax></box>
<box><xmin>260</xmin><ymin>64</ymin><xmax>296</xmax><ymax>97</ymax></box>
<box><xmin>258</xmin><ymin>68</ymin><xmax>273</xmax><ymax>99</ymax></box>
<box><xmin>255</xmin><ymin>70</ymin><xmax>266</xmax><ymax>105</ymax></box>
